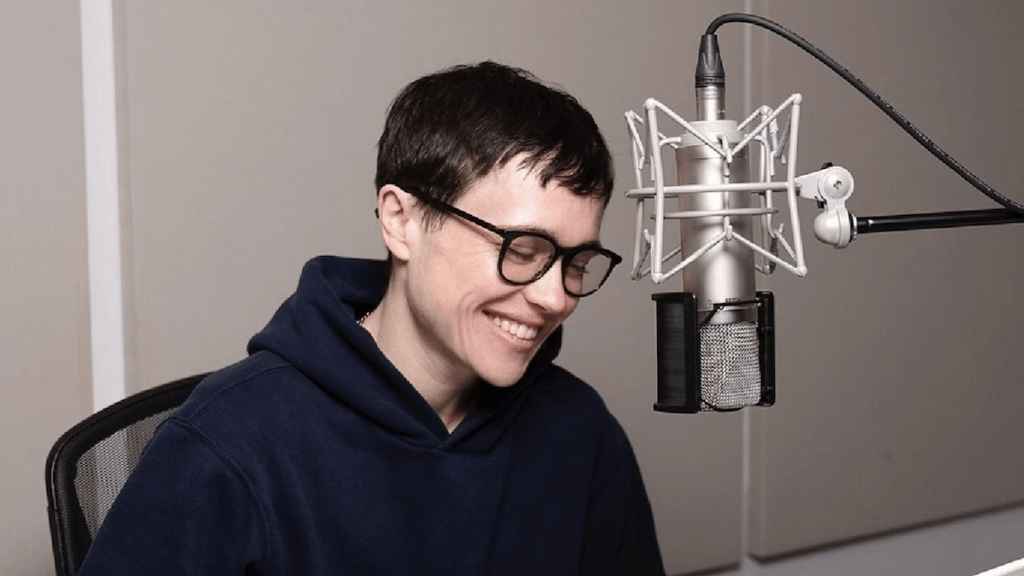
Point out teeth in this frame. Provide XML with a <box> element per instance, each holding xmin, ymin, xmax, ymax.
<box><xmin>490</xmin><ymin>313</ymin><xmax>539</xmax><ymax>341</ymax></box>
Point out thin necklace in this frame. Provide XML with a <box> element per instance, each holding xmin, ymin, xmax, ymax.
<box><xmin>357</xmin><ymin>306</ymin><xmax>376</xmax><ymax>327</ymax></box>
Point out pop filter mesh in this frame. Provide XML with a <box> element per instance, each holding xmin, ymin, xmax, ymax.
<box><xmin>699</xmin><ymin>321</ymin><xmax>762</xmax><ymax>410</ymax></box>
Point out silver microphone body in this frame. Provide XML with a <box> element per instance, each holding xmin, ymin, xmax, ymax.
<box><xmin>676</xmin><ymin>119</ymin><xmax>763</xmax><ymax>410</ymax></box>
<box><xmin>677</xmin><ymin>121</ymin><xmax>757</xmax><ymax>321</ymax></box>
<box><xmin>651</xmin><ymin>33</ymin><xmax>773</xmax><ymax>413</ymax></box>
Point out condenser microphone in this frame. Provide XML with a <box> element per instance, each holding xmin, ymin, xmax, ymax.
<box><xmin>635</xmin><ymin>13</ymin><xmax>1022</xmax><ymax>414</ymax></box>
<box><xmin>653</xmin><ymin>34</ymin><xmax>775</xmax><ymax>413</ymax></box>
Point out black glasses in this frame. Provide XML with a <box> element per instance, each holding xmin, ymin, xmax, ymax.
<box><xmin>406</xmin><ymin>189</ymin><xmax>621</xmax><ymax>297</ymax></box>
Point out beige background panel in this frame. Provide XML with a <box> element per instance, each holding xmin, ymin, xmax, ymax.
<box><xmin>0</xmin><ymin>2</ymin><xmax>92</xmax><ymax>576</ymax></box>
<box><xmin>748</xmin><ymin>0</ymin><xmax>1024</xmax><ymax>558</ymax></box>
<box><xmin>118</xmin><ymin>1</ymin><xmax>747</xmax><ymax>574</ymax></box>
<box><xmin>2</xmin><ymin>1</ymin><xmax>1011</xmax><ymax>575</ymax></box>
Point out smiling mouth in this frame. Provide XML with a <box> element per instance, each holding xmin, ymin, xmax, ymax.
<box><xmin>484</xmin><ymin>311</ymin><xmax>540</xmax><ymax>341</ymax></box>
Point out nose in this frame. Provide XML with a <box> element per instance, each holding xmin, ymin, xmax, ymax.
<box><xmin>521</xmin><ymin>259</ymin><xmax>574</xmax><ymax>314</ymax></box>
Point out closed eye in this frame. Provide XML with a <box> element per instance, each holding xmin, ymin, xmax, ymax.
<box><xmin>506</xmin><ymin>246</ymin><xmax>542</xmax><ymax>263</ymax></box>
<box><xmin>566</xmin><ymin>261</ymin><xmax>589</xmax><ymax>276</ymax></box>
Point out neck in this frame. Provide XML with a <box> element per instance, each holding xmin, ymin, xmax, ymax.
<box><xmin>361</xmin><ymin>290</ymin><xmax>478</xmax><ymax>433</ymax></box>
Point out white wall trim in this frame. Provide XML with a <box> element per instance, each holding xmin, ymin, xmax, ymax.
<box><xmin>741</xmin><ymin>0</ymin><xmax>755</xmax><ymax>561</ymax></box>
<box><xmin>974</xmin><ymin>558</ymin><xmax>1024</xmax><ymax>576</ymax></box>
<box><xmin>80</xmin><ymin>0</ymin><xmax>126</xmax><ymax>412</ymax></box>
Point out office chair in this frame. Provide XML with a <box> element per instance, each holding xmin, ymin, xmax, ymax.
<box><xmin>44</xmin><ymin>372</ymin><xmax>209</xmax><ymax>576</ymax></box>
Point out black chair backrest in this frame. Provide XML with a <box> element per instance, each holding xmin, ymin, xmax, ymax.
<box><xmin>45</xmin><ymin>373</ymin><xmax>209</xmax><ymax>576</ymax></box>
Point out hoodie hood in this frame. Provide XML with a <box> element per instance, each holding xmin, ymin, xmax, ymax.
<box><xmin>247</xmin><ymin>256</ymin><xmax>562</xmax><ymax>453</ymax></box>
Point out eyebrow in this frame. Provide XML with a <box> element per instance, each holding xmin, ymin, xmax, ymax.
<box><xmin>408</xmin><ymin>187</ymin><xmax>603</xmax><ymax>250</ymax></box>
<box><xmin>502</xmin><ymin>224</ymin><xmax>603</xmax><ymax>250</ymax></box>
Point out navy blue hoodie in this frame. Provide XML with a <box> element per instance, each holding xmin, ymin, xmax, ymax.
<box><xmin>78</xmin><ymin>256</ymin><xmax>664</xmax><ymax>575</ymax></box>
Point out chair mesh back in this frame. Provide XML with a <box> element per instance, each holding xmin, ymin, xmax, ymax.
<box><xmin>73</xmin><ymin>407</ymin><xmax>178</xmax><ymax>537</ymax></box>
<box><xmin>45</xmin><ymin>373</ymin><xmax>208</xmax><ymax>576</ymax></box>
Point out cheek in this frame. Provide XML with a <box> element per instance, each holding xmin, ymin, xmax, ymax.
<box><xmin>422</xmin><ymin>240</ymin><xmax>506</xmax><ymax>307</ymax></box>
<box><xmin>446</xmin><ymin>241</ymin><xmax>506</xmax><ymax>288</ymax></box>
<box><xmin>561</xmin><ymin>298</ymin><xmax>581</xmax><ymax>322</ymax></box>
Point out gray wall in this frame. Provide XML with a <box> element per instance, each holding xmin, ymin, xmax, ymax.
<box><xmin>2</xmin><ymin>2</ymin><xmax>1021</xmax><ymax>575</ymax></box>
<box><xmin>116</xmin><ymin>2</ymin><xmax>749</xmax><ymax>574</ymax></box>
<box><xmin>748</xmin><ymin>0</ymin><xmax>1024</xmax><ymax>560</ymax></box>
<box><xmin>0</xmin><ymin>3</ymin><xmax>92</xmax><ymax>575</ymax></box>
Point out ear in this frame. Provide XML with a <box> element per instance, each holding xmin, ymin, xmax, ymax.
<box><xmin>376</xmin><ymin>184</ymin><xmax>420</xmax><ymax>263</ymax></box>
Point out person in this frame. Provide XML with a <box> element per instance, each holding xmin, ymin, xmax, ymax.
<box><xmin>77</xmin><ymin>61</ymin><xmax>665</xmax><ymax>576</ymax></box>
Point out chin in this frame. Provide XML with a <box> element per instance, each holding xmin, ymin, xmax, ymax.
<box><xmin>475</xmin><ymin>357</ymin><xmax>534</xmax><ymax>388</ymax></box>
<box><xmin>478</xmin><ymin>366</ymin><xmax>527</xmax><ymax>388</ymax></box>
<box><xmin>486</xmin><ymin>375</ymin><xmax>525</xmax><ymax>388</ymax></box>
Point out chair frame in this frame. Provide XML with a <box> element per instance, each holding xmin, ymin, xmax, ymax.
<box><xmin>44</xmin><ymin>373</ymin><xmax>208</xmax><ymax>576</ymax></box>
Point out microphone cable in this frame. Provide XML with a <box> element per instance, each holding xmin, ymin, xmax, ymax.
<box><xmin>706</xmin><ymin>12</ymin><xmax>1024</xmax><ymax>217</ymax></box>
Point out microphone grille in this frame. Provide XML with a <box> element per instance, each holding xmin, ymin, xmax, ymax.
<box><xmin>699</xmin><ymin>322</ymin><xmax>762</xmax><ymax>410</ymax></box>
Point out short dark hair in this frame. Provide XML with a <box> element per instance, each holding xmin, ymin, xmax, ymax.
<box><xmin>375</xmin><ymin>61</ymin><xmax>614</xmax><ymax>228</ymax></box>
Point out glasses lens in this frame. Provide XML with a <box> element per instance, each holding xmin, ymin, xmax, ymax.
<box><xmin>501</xmin><ymin>234</ymin><xmax>557</xmax><ymax>283</ymax></box>
<box><xmin>564</xmin><ymin>249</ymin><xmax>614</xmax><ymax>296</ymax></box>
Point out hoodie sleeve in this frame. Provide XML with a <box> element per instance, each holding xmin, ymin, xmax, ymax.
<box><xmin>579</xmin><ymin>424</ymin><xmax>666</xmax><ymax>576</ymax></box>
<box><xmin>76</xmin><ymin>419</ymin><xmax>266</xmax><ymax>576</ymax></box>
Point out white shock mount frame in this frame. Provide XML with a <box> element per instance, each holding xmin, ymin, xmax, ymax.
<box><xmin>624</xmin><ymin>95</ymin><xmax>856</xmax><ymax>285</ymax></box>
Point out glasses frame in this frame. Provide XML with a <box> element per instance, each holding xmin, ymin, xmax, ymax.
<box><xmin>404</xmin><ymin>188</ymin><xmax>622</xmax><ymax>297</ymax></box>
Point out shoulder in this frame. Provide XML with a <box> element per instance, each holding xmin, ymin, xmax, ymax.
<box><xmin>177</xmin><ymin>351</ymin><xmax>307</xmax><ymax>413</ymax></box>
<box><xmin>512</xmin><ymin>364</ymin><xmax>642</xmax><ymax>495</ymax></box>
<box><xmin>521</xmin><ymin>363</ymin><xmax>631</xmax><ymax>450</ymax></box>
<box><xmin>170</xmin><ymin>351</ymin><xmax>321</xmax><ymax>446</ymax></box>
<box><xmin>530</xmin><ymin>364</ymin><xmax>616</xmax><ymax>421</ymax></box>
